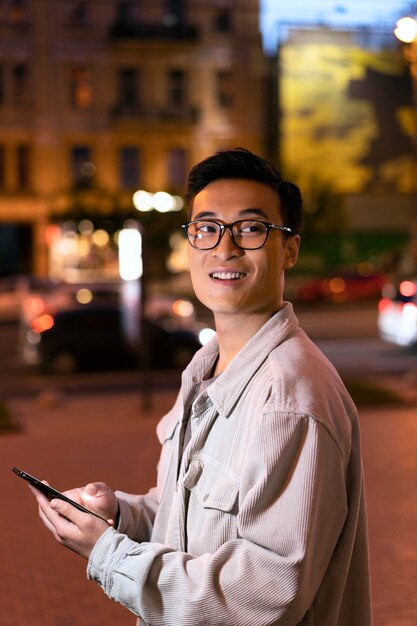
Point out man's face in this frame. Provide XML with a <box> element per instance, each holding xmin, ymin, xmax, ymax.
<box><xmin>187</xmin><ymin>178</ymin><xmax>300</xmax><ymax>322</ymax></box>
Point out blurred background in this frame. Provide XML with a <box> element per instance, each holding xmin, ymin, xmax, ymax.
<box><xmin>1</xmin><ymin>1</ymin><xmax>417</xmax><ymax>624</ymax></box>
<box><xmin>0</xmin><ymin>0</ymin><xmax>417</xmax><ymax>387</ymax></box>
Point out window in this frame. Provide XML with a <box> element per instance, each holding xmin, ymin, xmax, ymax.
<box><xmin>67</xmin><ymin>0</ymin><xmax>89</xmax><ymax>26</ymax></box>
<box><xmin>167</xmin><ymin>69</ymin><xmax>186</xmax><ymax>108</ymax></box>
<box><xmin>0</xmin><ymin>145</ymin><xmax>5</xmax><ymax>188</ymax></box>
<box><xmin>116</xmin><ymin>0</ymin><xmax>133</xmax><ymax>24</ymax></box>
<box><xmin>9</xmin><ymin>0</ymin><xmax>26</xmax><ymax>22</ymax></box>
<box><xmin>164</xmin><ymin>0</ymin><xmax>184</xmax><ymax>24</ymax></box>
<box><xmin>16</xmin><ymin>144</ymin><xmax>30</xmax><ymax>190</ymax></box>
<box><xmin>117</xmin><ymin>67</ymin><xmax>139</xmax><ymax>112</ymax></box>
<box><xmin>0</xmin><ymin>64</ymin><xmax>4</xmax><ymax>104</ymax></box>
<box><xmin>12</xmin><ymin>63</ymin><xmax>29</xmax><ymax>106</ymax></box>
<box><xmin>213</xmin><ymin>9</ymin><xmax>232</xmax><ymax>32</ymax></box>
<box><xmin>216</xmin><ymin>70</ymin><xmax>234</xmax><ymax>108</ymax></box>
<box><xmin>70</xmin><ymin>65</ymin><xmax>93</xmax><ymax>109</ymax></box>
<box><xmin>119</xmin><ymin>146</ymin><xmax>140</xmax><ymax>190</ymax></box>
<box><xmin>71</xmin><ymin>145</ymin><xmax>94</xmax><ymax>188</ymax></box>
<box><xmin>167</xmin><ymin>148</ymin><xmax>186</xmax><ymax>190</ymax></box>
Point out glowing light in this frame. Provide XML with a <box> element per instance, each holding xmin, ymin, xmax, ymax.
<box><xmin>357</xmin><ymin>261</ymin><xmax>373</xmax><ymax>277</ymax></box>
<box><xmin>24</xmin><ymin>296</ymin><xmax>45</xmax><ymax>317</ymax></box>
<box><xmin>133</xmin><ymin>190</ymin><xmax>153</xmax><ymax>212</ymax></box>
<box><xmin>78</xmin><ymin>219</ymin><xmax>94</xmax><ymax>235</ymax></box>
<box><xmin>92</xmin><ymin>229</ymin><xmax>110</xmax><ymax>247</ymax></box>
<box><xmin>394</xmin><ymin>17</ymin><xmax>417</xmax><ymax>43</ymax></box>
<box><xmin>153</xmin><ymin>191</ymin><xmax>175</xmax><ymax>213</ymax></box>
<box><xmin>173</xmin><ymin>195</ymin><xmax>184</xmax><ymax>211</ymax></box>
<box><xmin>76</xmin><ymin>288</ymin><xmax>93</xmax><ymax>304</ymax></box>
<box><xmin>199</xmin><ymin>327</ymin><xmax>216</xmax><ymax>345</ymax></box>
<box><xmin>399</xmin><ymin>280</ymin><xmax>417</xmax><ymax>298</ymax></box>
<box><xmin>403</xmin><ymin>302</ymin><xmax>417</xmax><ymax>319</ymax></box>
<box><xmin>329</xmin><ymin>277</ymin><xmax>346</xmax><ymax>294</ymax></box>
<box><xmin>172</xmin><ymin>299</ymin><xmax>194</xmax><ymax>317</ymax></box>
<box><xmin>81</xmin><ymin>161</ymin><xmax>96</xmax><ymax>177</ymax></box>
<box><xmin>44</xmin><ymin>224</ymin><xmax>61</xmax><ymax>247</ymax></box>
<box><xmin>133</xmin><ymin>189</ymin><xmax>184</xmax><ymax>213</ymax></box>
<box><xmin>378</xmin><ymin>298</ymin><xmax>393</xmax><ymax>313</ymax></box>
<box><xmin>32</xmin><ymin>314</ymin><xmax>54</xmax><ymax>333</ymax></box>
<box><xmin>119</xmin><ymin>228</ymin><xmax>143</xmax><ymax>280</ymax></box>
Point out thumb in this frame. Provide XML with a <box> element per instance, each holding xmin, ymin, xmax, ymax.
<box><xmin>84</xmin><ymin>482</ymin><xmax>112</xmax><ymax>498</ymax></box>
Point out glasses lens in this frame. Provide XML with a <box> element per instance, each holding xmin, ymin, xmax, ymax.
<box><xmin>187</xmin><ymin>221</ymin><xmax>220</xmax><ymax>249</ymax></box>
<box><xmin>232</xmin><ymin>221</ymin><xmax>268</xmax><ymax>249</ymax></box>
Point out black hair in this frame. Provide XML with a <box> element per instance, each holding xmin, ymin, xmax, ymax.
<box><xmin>186</xmin><ymin>148</ymin><xmax>302</xmax><ymax>235</ymax></box>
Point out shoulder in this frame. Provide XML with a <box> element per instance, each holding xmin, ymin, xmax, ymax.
<box><xmin>265</xmin><ymin>327</ymin><xmax>357</xmax><ymax>453</ymax></box>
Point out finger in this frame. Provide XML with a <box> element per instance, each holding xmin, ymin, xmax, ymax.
<box><xmin>49</xmin><ymin>498</ymin><xmax>85</xmax><ymax>525</ymax></box>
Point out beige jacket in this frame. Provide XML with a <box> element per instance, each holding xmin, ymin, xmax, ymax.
<box><xmin>87</xmin><ymin>303</ymin><xmax>372</xmax><ymax>625</ymax></box>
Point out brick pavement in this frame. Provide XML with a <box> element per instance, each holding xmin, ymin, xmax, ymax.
<box><xmin>1</xmin><ymin>387</ymin><xmax>417</xmax><ymax>625</ymax></box>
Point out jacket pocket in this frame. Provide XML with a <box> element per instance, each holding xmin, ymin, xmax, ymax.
<box><xmin>185</xmin><ymin>462</ymin><xmax>240</xmax><ymax>553</ymax></box>
<box><xmin>198</xmin><ymin>477</ymin><xmax>239</xmax><ymax>513</ymax></box>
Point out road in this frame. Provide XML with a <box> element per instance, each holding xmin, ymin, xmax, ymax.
<box><xmin>1</xmin><ymin>304</ymin><xmax>417</xmax><ymax>399</ymax></box>
<box><xmin>1</xmin><ymin>380</ymin><xmax>416</xmax><ymax>625</ymax></box>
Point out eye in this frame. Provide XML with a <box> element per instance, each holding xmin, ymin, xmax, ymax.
<box><xmin>195</xmin><ymin>222</ymin><xmax>218</xmax><ymax>235</ymax></box>
<box><xmin>239</xmin><ymin>221</ymin><xmax>265</xmax><ymax>235</ymax></box>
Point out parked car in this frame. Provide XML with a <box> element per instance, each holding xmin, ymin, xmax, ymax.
<box><xmin>0</xmin><ymin>274</ymin><xmax>55</xmax><ymax>322</ymax></box>
<box><xmin>21</xmin><ymin>280</ymin><xmax>121</xmax><ymax>327</ymax></box>
<box><xmin>20</xmin><ymin>304</ymin><xmax>203</xmax><ymax>374</ymax></box>
<box><xmin>295</xmin><ymin>270</ymin><xmax>387</xmax><ymax>304</ymax></box>
<box><xmin>377</xmin><ymin>278</ymin><xmax>417</xmax><ymax>347</ymax></box>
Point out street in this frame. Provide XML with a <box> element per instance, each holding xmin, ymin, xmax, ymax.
<box><xmin>1</xmin><ymin>386</ymin><xmax>416</xmax><ymax>625</ymax></box>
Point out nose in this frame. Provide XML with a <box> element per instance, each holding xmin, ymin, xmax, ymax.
<box><xmin>212</xmin><ymin>226</ymin><xmax>243</xmax><ymax>259</ymax></box>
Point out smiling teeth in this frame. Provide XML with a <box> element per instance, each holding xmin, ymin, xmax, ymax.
<box><xmin>211</xmin><ymin>271</ymin><xmax>244</xmax><ymax>279</ymax></box>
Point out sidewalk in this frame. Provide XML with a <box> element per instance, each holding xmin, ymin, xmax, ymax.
<box><xmin>1</xmin><ymin>388</ymin><xmax>175</xmax><ymax>626</ymax></box>
<box><xmin>1</xmin><ymin>386</ymin><xmax>417</xmax><ymax>625</ymax></box>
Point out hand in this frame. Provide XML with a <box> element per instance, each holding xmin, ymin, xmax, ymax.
<box><xmin>29</xmin><ymin>481</ymin><xmax>118</xmax><ymax>560</ymax></box>
<box><xmin>67</xmin><ymin>482</ymin><xmax>119</xmax><ymax>525</ymax></box>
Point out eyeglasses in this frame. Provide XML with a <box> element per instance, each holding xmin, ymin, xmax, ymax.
<box><xmin>182</xmin><ymin>219</ymin><xmax>293</xmax><ymax>250</ymax></box>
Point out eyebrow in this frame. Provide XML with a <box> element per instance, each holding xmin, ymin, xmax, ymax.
<box><xmin>192</xmin><ymin>207</ymin><xmax>270</xmax><ymax>220</ymax></box>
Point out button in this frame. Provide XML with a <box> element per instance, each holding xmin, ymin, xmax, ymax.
<box><xmin>203</xmin><ymin>493</ymin><xmax>209</xmax><ymax>502</ymax></box>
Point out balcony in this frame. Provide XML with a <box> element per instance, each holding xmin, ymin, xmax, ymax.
<box><xmin>108</xmin><ymin>20</ymin><xmax>199</xmax><ymax>42</ymax></box>
<box><xmin>110</xmin><ymin>103</ymin><xmax>199</xmax><ymax>124</ymax></box>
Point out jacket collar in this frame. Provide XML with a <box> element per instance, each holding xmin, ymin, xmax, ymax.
<box><xmin>181</xmin><ymin>302</ymin><xmax>299</xmax><ymax>417</ymax></box>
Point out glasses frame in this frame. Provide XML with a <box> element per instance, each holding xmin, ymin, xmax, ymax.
<box><xmin>182</xmin><ymin>219</ymin><xmax>293</xmax><ymax>250</ymax></box>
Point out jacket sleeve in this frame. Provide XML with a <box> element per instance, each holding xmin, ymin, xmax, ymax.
<box><xmin>87</xmin><ymin>413</ymin><xmax>350</xmax><ymax>626</ymax></box>
<box><xmin>115</xmin><ymin>488</ymin><xmax>158</xmax><ymax>543</ymax></box>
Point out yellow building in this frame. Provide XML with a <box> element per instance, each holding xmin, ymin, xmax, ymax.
<box><xmin>0</xmin><ymin>0</ymin><xmax>266</xmax><ymax>277</ymax></box>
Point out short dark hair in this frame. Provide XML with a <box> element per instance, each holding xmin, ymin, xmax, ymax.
<box><xmin>186</xmin><ymin>148</ymin><xmax>302</xmax><ymax>235</ymax></box>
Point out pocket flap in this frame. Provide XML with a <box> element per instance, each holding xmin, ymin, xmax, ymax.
<box><xmin>200</xmin><ymin>478</ymin><xmax>239</xmax><ymax>513</ymax></box>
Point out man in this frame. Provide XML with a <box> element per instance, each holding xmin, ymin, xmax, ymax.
<box><xmin>30</xmin><ymin>148</ymin><xmax>372</xmax><ymax>625</ymax></box>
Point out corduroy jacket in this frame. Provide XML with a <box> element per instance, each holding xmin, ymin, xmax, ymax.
<box><xmin>87</xmin><ymin>303</ymin><xmax>372</xmax><ymax>625</ymax></box>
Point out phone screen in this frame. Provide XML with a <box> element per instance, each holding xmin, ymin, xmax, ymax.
<box><xmin>12</xmin><ymin>467</ymin><xmax>108</xmax><ymax>523</ymax></box>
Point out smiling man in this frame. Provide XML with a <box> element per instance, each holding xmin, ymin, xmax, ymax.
<box><xmin>30</xmin><ymin>148</ymin><xmax>372</xmax><ymax>625</ymax></box>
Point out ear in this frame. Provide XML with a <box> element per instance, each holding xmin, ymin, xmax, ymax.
<box><xmin>284</xmin><ymin>234</ymin><xmax>300</xmax><ymax>270</ymax></box>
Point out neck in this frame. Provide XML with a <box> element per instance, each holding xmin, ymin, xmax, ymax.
<box><xmin>212</xmin><ymin>310</ymin><xmax>278</xmax><ymax>375</ymax></box>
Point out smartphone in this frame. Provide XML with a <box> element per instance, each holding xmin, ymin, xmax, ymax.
<box><xmin>12</xmin><ymin>467</ymin><xmax>108</xmax><ymax>523</ymax></box>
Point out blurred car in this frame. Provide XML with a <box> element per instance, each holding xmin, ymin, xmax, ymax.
<box><xmin>21</xmin><ymin>280</ymin><xmax>121</xmax><ymax>326</ymax></box>
<box><xmin>0</xmin><ymin>274</ymin><xmax>55</xmax><ymax>322</ymax></box>
<box><xmin>377</xmin><ymin>279</ymin><xmax>417</xmax><ymax>347</ymax></box>
<box><xmin>295</xmin><ymin>270</ymin><xmax>387</xmax><ymax>304</ymax></box>
<box><xmin>20</xmin><ymin>304</ymin><xmax>203</xmax><ymax>374</ymax></box>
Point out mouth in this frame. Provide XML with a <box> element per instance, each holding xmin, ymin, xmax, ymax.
<box><xmin>210</xmin><ymin>271</ymin><xmax>246</xmax><ymax>280</ymax></box>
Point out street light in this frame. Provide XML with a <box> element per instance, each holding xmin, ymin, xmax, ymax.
<box><xmin>394</xmin><ymin>16</ymin><xmax>417</xmax><ymax>44</ymax></box>
<box><xmin>131</xmin><ymin>189</ymin><xmax>184</xmax><ymax>409</ymax></box>
<box><xmin>132</xmin><ymin>189</ymin><xmax>184</xmax><ymax>213</ymax></box>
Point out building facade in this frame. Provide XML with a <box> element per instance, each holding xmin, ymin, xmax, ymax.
<box><xmin>0</xmin><ymin>0</ymin><xmax>266</xmax><ymax>277</ymax></box>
